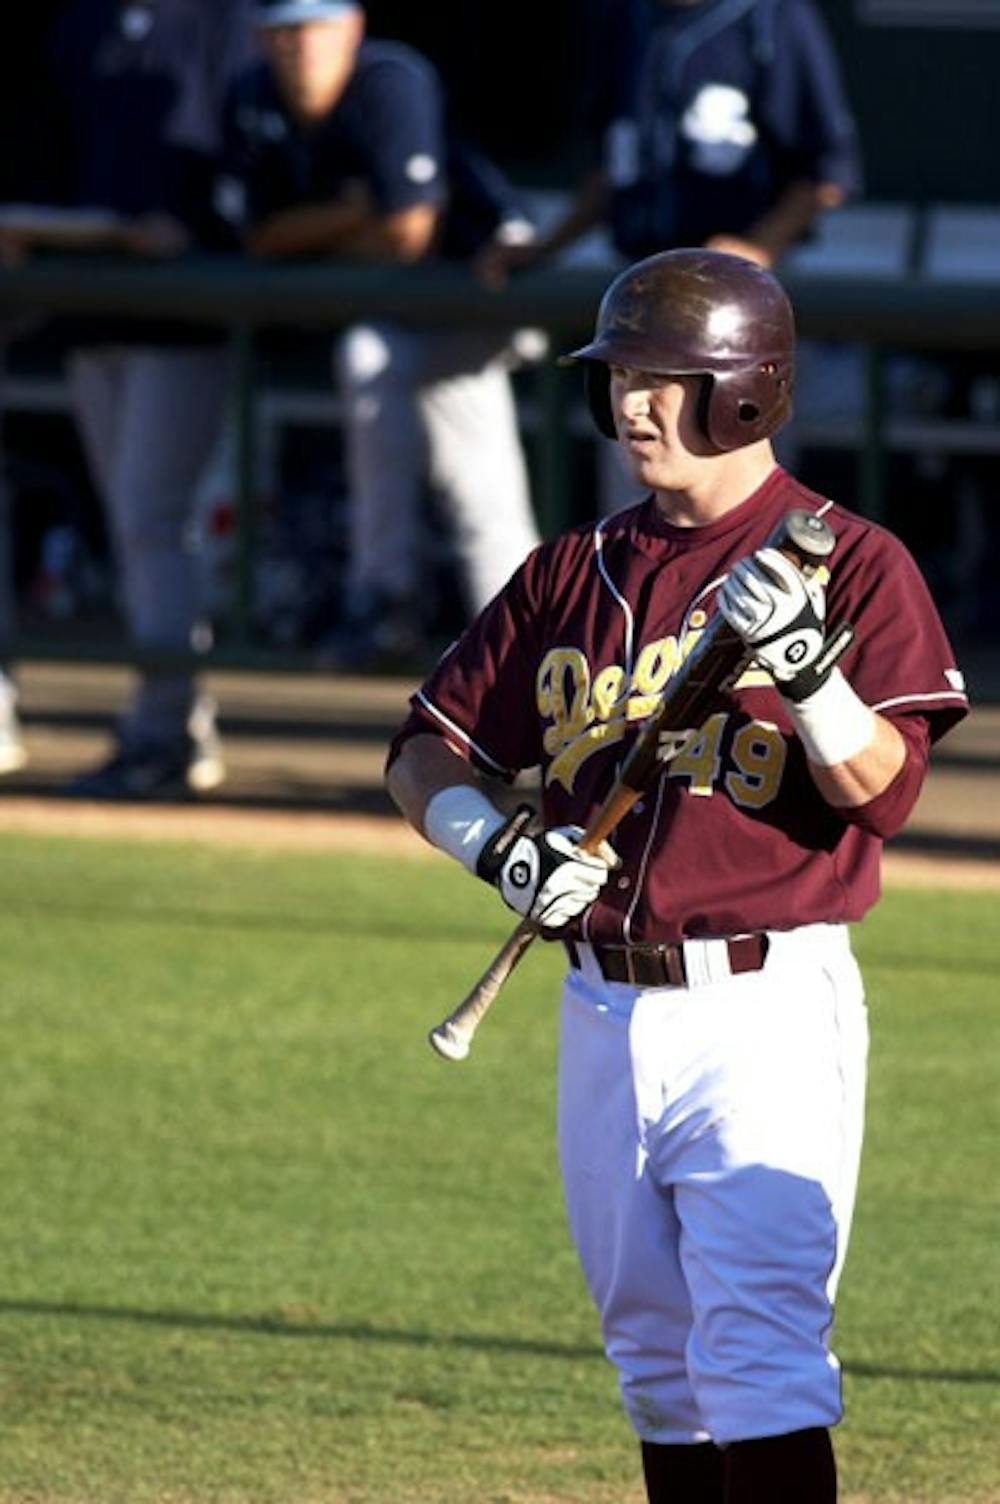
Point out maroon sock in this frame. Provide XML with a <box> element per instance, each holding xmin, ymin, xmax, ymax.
<box><xmin>641</xmin><ymin>1440</ymin><xmax>726</xmax><ymax>1502</ymax></box>
<box><xmin>724</xmin><ymin>1427</ymin><xmax>837</xmax><ymax>1503</ymax></box>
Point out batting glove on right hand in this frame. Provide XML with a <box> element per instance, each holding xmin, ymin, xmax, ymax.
<box><xmin>475</xmin><ymin>805</ymin><xmax>616</xmax><ymax>931</ymax></box>
<box><xmin>717</xmin><ymin>547</ymin><xmax>826</xmax><ymax>687</ymax></box>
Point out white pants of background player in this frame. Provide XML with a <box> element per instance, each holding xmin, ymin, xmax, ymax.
<box><xmin>0</xmin><ymin>345</ymin><xmax>14</xmax><ymax>651</ymax></box>
<box><xmin>558</xmin><ymin>922</ymin><xmax>868</xmax><ymax>1446</ymax></box>
<box><xmin>335</xmin><ymin>323</ymin><xmax>540</xmax><ymax>616</ymax></box>
<box><xmin>67</xmin><ymin>345</ymin><xmax>231</xmax><ymax>748</ymax></box>
<box><xmin>0</xmin><ymin>343</ymin><xmax>21</xmax><ymax>768</ymax></box>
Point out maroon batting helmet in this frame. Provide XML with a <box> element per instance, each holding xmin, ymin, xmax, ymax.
<box><xmin>564</xmin><ymin>248</ymin><xmax>795</xmax><ymax>451</ymax></box>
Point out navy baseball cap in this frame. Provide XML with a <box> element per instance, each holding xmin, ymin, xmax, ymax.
<box><xmin>254</xmin><ymin>0</ymin><xmax>361</xmax><ymax>25</ymax></box>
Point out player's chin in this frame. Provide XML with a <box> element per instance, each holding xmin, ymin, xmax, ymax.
<box><xmin>623</xmin><ymin>448</ymin><xmax>678</xmax><ymax>491</ymax></box>
<box><xmin>620</xmin><ymin>441</ymin><xmax>655</xmax><ymax>476</ymax></box>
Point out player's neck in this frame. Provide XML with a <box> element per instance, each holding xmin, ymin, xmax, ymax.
<box><xmin>651</xmin><ymin>444</ymin><xmax>778</xmax><ymax>529</ymax></box>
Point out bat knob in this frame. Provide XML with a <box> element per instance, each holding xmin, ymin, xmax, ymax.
<box><xmin>782</xmin><ymin>508</ymin><xmax>836</xmax><ymax>562</ymax></box>
<box><xmin>429</xmin><ymin>1023</ymin><xmax>471</xmax><ymax>1061</ymax></box>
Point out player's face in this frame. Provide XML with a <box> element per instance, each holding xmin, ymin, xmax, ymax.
<box><xmin>261</xmin><ymin>13</ymin><xmax>365</xmax><ymax>121</ymax></box>
<box><xmin>609</xmin><ymin>365</ymin><xmax>716</xmax><ymax>491</ymax></box>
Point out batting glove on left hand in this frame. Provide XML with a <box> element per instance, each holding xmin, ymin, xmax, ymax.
<box><xmin>476</xmin><ymin>805</ymin><xmax>616</xmax><ymax>931</ymax></box>
<box><xmin>718</xmin><ymin>547</ymin><xmax>827</xmax><ymax>687</ymax></box>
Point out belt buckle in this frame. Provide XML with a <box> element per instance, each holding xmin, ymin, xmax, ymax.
<box><xmin>665</xmin><ymin>944</ymin><xmax>686</xmax><ymax>988</ymax></box>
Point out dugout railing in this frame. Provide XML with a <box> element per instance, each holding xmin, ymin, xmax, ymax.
<box><xmin>2</xmin><ymin>252</ymin><xmax>1000</xmax><ymax>673</ymax></box>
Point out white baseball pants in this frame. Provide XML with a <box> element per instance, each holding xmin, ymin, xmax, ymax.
<box><xmin>335</xmin><ymin>323</ymin><xmax>539</xmax><ymax>615</ymax></box>
<box><xmin>557</xmin><ymin>922</ymin><xmax>868</xmax><ymax>1447</ymax></box>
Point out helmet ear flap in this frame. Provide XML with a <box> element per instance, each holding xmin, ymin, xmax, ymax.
<box><xmin>706</xmin><ymin>363</ymin><xmax>794</xmax><ymax>450</ymax></box>
<box><xmin>583</xmin><ymin>362</ymin><xmax>617</xmax><ymax>440</ymax></box>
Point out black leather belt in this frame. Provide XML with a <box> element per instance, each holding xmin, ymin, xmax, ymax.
<box><xmin>565</xmin><ymin>934</ymin><xmax>770</xmax><ymax>988</ymax></box>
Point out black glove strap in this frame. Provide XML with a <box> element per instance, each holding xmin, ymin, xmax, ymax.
<box><xmin>475</xmin><ymin>803</ymin><xmax>537</xmax><ymax>885</ymax></box>
<box><xmin>780</xmin><ymin>621</ymin><xmax>856</xmax><ymax>703</ymax></box>
<box><xmin>753</xmin><ymin>596</ymin><xmax>820</xmax><ymax>657</ymax></box>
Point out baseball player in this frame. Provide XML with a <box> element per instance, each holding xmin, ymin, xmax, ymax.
<box><xmin>31</xmin><ymin>0</ymin><xmax>256</xmax><ymax>798</ymax></box>
<box><xmin>482</xmin><ymin>0</ymin><xmax>860</xmax><ymax>280</ymax></box>
<box><xmin>219</xmin><ymin>0</ymin><xmax>540</xmax><ymax>668</ymax></box>
<box><xmin>386</xmin><ymin>250</ymin><xmax>969</xmax><ymax>1501</ymax></box>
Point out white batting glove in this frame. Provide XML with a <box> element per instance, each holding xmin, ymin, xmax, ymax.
<box><xmin>717</xmin><ymin>547</ymin><xmax>826</xmax><ymax>687</ymax></box>
<box><xmin>476</xmin><ymin>805</ymin><xmax>616</xmax><ymax>931</ymax></box>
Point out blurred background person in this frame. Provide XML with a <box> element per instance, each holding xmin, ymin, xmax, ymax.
<box><xmin>480</xmin><ymin>0</ymin><xmax>862</xmax><ymax>514</ymax></box>
<box><xmin>5</xmin><ymin>0</ymin><xmax>255</xmax><ymax>798</ymax></box>
<box><xmin>0</xmin><ymin>347</ymin><xmax>26</xmax><ymax>776</ymax></box>
<box><xmin>219</xmin><ymin>0</ymin><xmax>540</xmax><ymax>671</ymax></box>
<box><xmin>0</xmin><ymin>1</ymin><xmax>68</xmax><ymax>775</ymax></box>
<box><xmin>484</xmin><ymin>0</ymin><xmax>860</xmax><ymax>276</ymax></box>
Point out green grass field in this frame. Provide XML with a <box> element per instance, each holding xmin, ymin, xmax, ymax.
<box><xmin>0</xmin><ymin>829</ymin><xmax>996</xmax><ymax>1503</ymax></box>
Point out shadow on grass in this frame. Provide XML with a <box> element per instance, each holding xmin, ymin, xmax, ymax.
<box><xmin>887</xmin><ymin>829</ymin><xmax>1000</xmax><ymax>863</ymax></box>
<box><xmin>0</xmin><ymin>1298</ymin><xmax>600</xmax><ymax>1361</ymax></box>
<box><xmin>841</xmin><ymin>1358</ymin><xmax>1000</xmax><ymax>1386</ymax></box>
<box><xmin>8</xmin><ymin>782</ymin><xmax>400</xmax><ymax>819</ymax></box>
<box><xmin>0</xmin><ymin>1300</ymin><xmax>997</xmax><ymax>1387</ymax></box>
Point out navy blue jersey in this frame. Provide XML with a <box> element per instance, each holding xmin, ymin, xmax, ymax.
<box><xmin>38</xmin><ymin>0</ymin><xmax>253</xmax><ymax>345</ymax></box>
<box><xmin>223</xmin><ymin>42</ymin><xmax>446</xmax><ymax>228</ymax></box>
<box><xmin>220</xmin><ymin>41</ymin><xmax>532</xmax><ymax>261</ymax></box>
<box><xmin>46</xmin><ymin>0</ymin><xmax>254</xmax><ymax>245</ymax></box>
<box><xmin>596</xmin><ymin>0</ymin><xmax>861</xmax><ymax>256</ymax></box>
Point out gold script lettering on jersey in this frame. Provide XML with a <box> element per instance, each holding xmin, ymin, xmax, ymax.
<box><xmin>537</xmin><ymin>612</ymin><xmax>770</xmax><ymax>792</ymax></box>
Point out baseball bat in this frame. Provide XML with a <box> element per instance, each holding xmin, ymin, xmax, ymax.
<box><xmin>428</xmin><ymin>508</ymin><xmax>837</xmax><ymax>1061</ymax></box>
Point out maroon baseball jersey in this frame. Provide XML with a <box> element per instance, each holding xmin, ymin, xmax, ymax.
<box><xmin>393</xmin><ymin>468</ymin><xmax>968</xmax><ymax>943</ymax></box>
